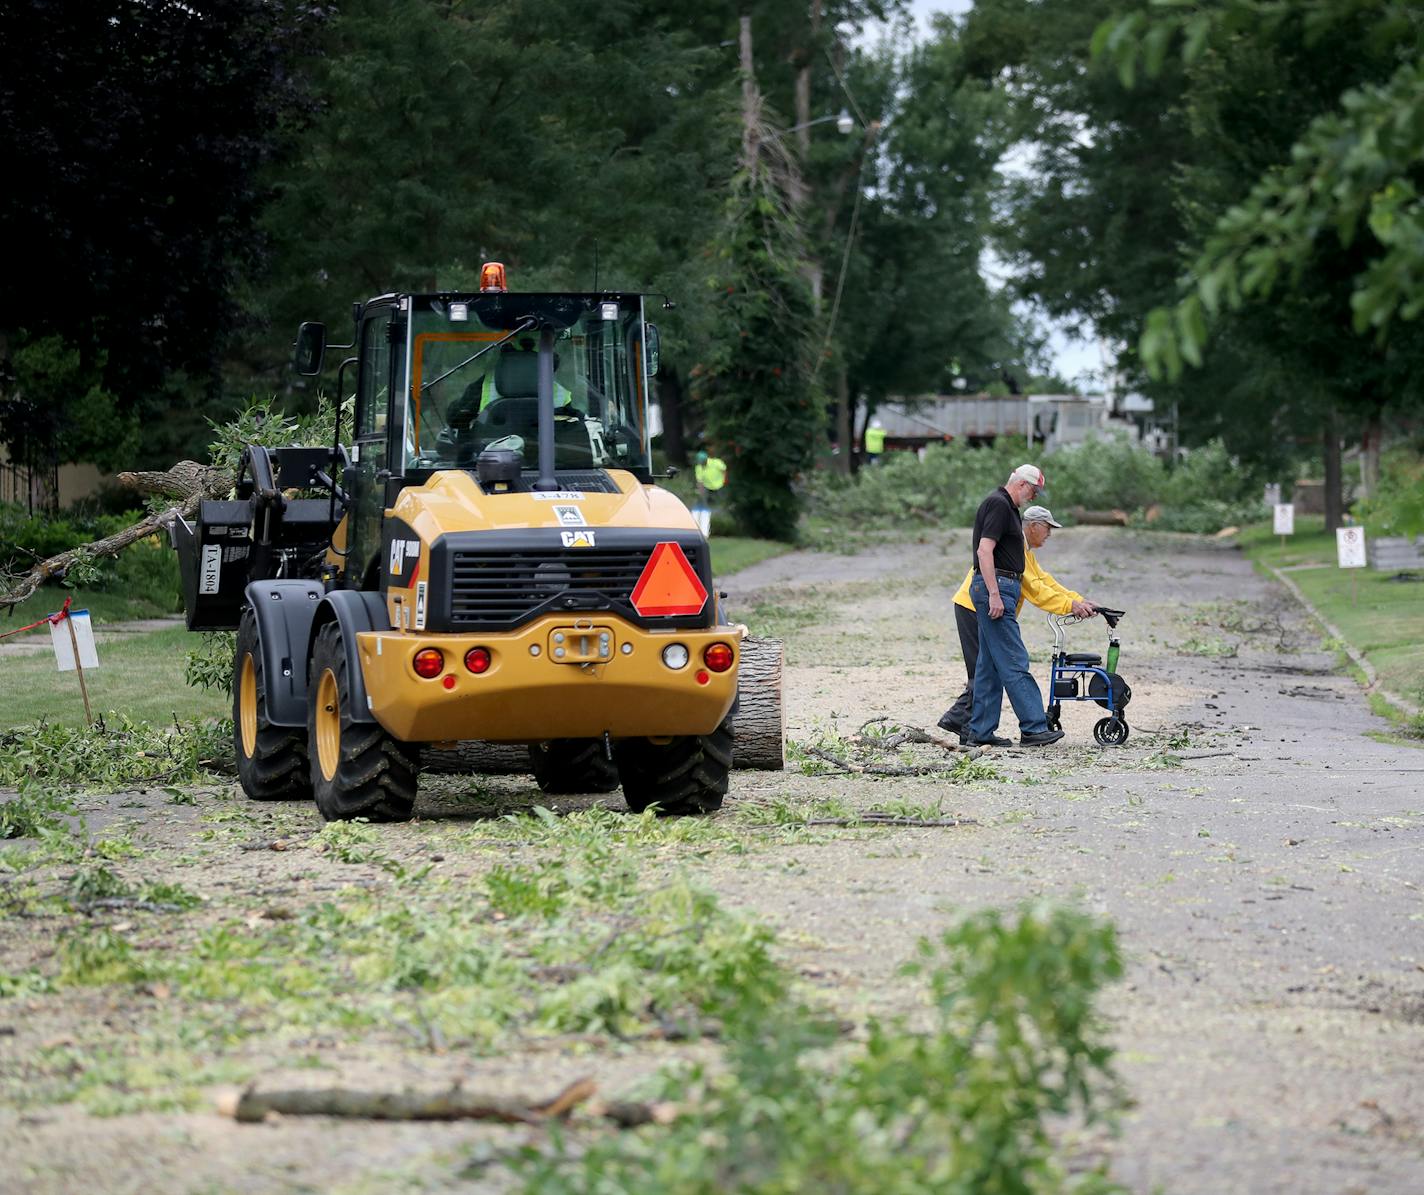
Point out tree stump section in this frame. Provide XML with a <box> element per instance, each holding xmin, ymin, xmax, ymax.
<box><xmin>731</xmin><ymin>634</ymin><xmax>785</xmax><ymax>770</ymax></box>
<box><xmin>423</xmin><ymin>740</ymin><xmax>530</xmax><ymax>775</ymax></box>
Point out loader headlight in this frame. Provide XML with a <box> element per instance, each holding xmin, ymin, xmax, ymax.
<box><xmin>660</xmin><ymin>643</ymin><xmax>689</xmax><ymax>670</ymax></box>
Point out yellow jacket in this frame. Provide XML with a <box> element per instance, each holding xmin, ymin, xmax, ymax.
<box><xmin>953</xmin><ymin>550</ymin><xmax>1083</xmax><ymax>616</ymax></box>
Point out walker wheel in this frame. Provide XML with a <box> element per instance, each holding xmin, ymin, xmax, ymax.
<box><xmin>1093</xmin><ymin>717</ymin><xmax>1129</xmax><ymax>746</ymax></box>
<box><xmin>1046</xmin><ymin>703</ymin><xmax>1061</xmax><ymax>733</ymax></box>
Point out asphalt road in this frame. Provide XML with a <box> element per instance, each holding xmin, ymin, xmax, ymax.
<box><xmin>722</xmin><ymin>525</ymin><xmax>1424</xmax><ymax>1194</ymax></box>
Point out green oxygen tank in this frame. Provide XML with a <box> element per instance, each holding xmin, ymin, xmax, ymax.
<box><xmin>1106</xmin><ymin>636</ymin><xmax>1120</xmax><ymax>674</ymax></box>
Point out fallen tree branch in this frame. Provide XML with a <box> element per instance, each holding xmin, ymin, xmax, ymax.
<box><xmin>216</xmin><ymin>1077</ymin><xmax>677</xmax><ymax>1127</ymax></box>
<box><xmin>2</xmin><ymin>461</ymin><xmax>228</xmax><ymax>609</ymax></box>
<box><xmin>804</xmin><ymin>745</ymin><xmax>983</xmax><ymax>777</ymax></box>
<box><xmin>802</xmin><ymin>813</ymin><xmax>978</xmax><ymax>828</ymax></box>
<box><xmin>74</xmin><ymin>897</ymin><xmax>185</xmax><ymax>914</ymax></box>
<box><xmin>852</xmin><ymin>718</ymin><xmax>964</xmax><ymax>752</ymax></box>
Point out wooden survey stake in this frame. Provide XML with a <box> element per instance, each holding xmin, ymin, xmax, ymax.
<box><xmin>49</xmin><ymin>606</ymin><xmax>99</xmax><ymax>725</ymax></box>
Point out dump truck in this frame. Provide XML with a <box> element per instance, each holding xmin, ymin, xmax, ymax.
<box><xmin>173</xmin><ymin>264</ymin><xmax>782</xmax><ymax>821</ymax></box>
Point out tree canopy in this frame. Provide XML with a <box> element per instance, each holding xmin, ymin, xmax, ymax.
<box><xmin>9</xmin><ymin>0</ymin><xmax>1417</xmax><ymax>528</ymax></box>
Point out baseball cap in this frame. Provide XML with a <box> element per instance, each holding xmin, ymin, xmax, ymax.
<box><xmin>1022</xmin><ymin>504</ymin><xmax>1063</xmax><ymax>527</ymax></box>
<box><xmin>1010</xmin><ymin>463</ymin><xmax>1046</xmax><ymax>490</ymax></box>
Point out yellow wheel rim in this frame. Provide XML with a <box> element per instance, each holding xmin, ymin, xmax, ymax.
<box><xmin>238</xmin><ymin>653</ymin><xmax>258</xmax><ymax>759</ymax></box>
<box><xmin>315</xmin><ymin>667</ymin><xmax>341</xmax><ymax>782</ymax></box>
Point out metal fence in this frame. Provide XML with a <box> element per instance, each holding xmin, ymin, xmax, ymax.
<box><xmin>0</xmin><ymin>459</ymin><xmax>59</xmax><ymax>514</ymax></box>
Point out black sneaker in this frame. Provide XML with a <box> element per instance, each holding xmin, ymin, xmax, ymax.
<box><xmin>936</xmin><ymin>712</ymin><xmax>964</xmax><ymax>734</ymax></box>
<box><xmin>1019</xmin><ymin>728</ymin><xmax>1066</xmax><ymax>746</ymax></box>
<box><xmin>967</xmin><ymin>734</ymin><xmax>1012</xmax><ymax>748</ymax></box>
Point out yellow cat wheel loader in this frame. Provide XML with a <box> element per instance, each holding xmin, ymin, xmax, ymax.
<box><xmin>174</xmin><ymin>264</ymin><xmax>783</xmax><ymax>821</ymax></box>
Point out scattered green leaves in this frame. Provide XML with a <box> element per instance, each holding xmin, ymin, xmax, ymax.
<box><xmin>515</xmin><ymin>904</ymin><xmax>1125</xmax><ymax>1194</ymax></box>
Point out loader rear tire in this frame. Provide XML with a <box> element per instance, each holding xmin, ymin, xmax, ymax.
<box><xmin>308</xmin><ymin>622</ymin><xmax>417</xmax><ymax>822</ymax></box>
<box><xmin>617</xmin><ymin>719</ymin><xmax>732</xmax><ymax>816</ymax></box>
<box><xmin>529</xmin><ymin>739</ymin><xmax>621</xmax><ymax>794</ymax></box>
<box><xmin>233</xmin><ymin>611</ymin><xmax>311</xmax><ymax>801</ymax></box>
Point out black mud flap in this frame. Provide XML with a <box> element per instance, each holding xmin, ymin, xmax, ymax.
<box><xmin>309</xmin><ymin>589</ymin><xmax>390</xmax><ymax>725</ymax></box>
<box><xmin>245</xmin><ymin>580</ymin><xmax>326</xmax><ymax>726</ymax></box>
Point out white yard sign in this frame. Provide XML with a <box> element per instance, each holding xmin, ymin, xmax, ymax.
<box><xmin>1336</xmin><ymin>527</ymin><xmax>1367</xmax><ymax>569</ymax></box>
<box><xmin>49</xmin><ymin>609</ymin><xmax>99</xmax><ymax>671</ymax></box>
<box><xmin>1273</xmin><ymin>503</ymin><xmax>1295</xmax><ymax>535</ymax></box>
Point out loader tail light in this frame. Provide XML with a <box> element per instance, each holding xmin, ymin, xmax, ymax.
<box><xmin>703</xmin><ymin>642</ymin><xmax>734</xmax><ymax>673</ymax></box>
<box><xmin>464</xmin><ymin>647</ymin><xmax>492</xmax><ymax>674</ymax></box>
<box><xmin>412</xmin><ymin>648</ymin><xmax>445</xmax><ymax>678</ymax></box>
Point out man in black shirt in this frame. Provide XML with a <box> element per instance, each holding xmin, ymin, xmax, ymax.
<box><xmin>966</xmin><ymin>464</ymin><xmax>1065</xmax><ymax>747</ymax></box>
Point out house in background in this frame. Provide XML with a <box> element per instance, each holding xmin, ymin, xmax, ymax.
<box><xmin>868</xmin><ymin>393</ymin><xmax>1146</xmax><ymax>455</ymax></box>
<box><xmin>0</xmin><ymin>443</ymin><xmax>105</xmax><ymax>513</ymax></box>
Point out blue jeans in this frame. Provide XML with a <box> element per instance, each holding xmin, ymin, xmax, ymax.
<box><xmin>968</xmin><ymin>574</ymin><xmax>1048</xmax><ymax>739</ymax></box>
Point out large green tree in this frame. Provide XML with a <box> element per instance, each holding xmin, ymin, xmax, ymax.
<box><xmin>964</xmin><ymin>0</ymin><xmax>1424</xmax><ymax>525</ymax></box>
<box><xmin>1099</xmin><ymin>0</ymin><xmax>1424</xmax><ymax>524</ymax></box>
<box><xmin>242</xmin><ymin>1</ymin><xmax>734</xmax><ymax>380</ymax></box>
<box><xmin>0</xmin><ymin>0</ymin><xmax>322</xmax><ymax>481</ymax></box>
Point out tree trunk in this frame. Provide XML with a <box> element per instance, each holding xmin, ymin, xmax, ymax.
<box><xmin>1322</xmin><ymin>407</ymin><xmax>1343</xmax><ymax>532</ymax></box>
<box><xmin>659</xmin><ymin>366</ymin><xmax>687</xmax><ymax>467</ymax></box>
<box><xmin>732</xmin><ymin>635</ymin><xmax>784</xmax><ymax>770</ymax></box>
<box><xmin>834</xmin><ymin>364</ymin><xmax>851</xmax><ymax>475</ymax></box>
<box><xmin>1360</xmin><ymin>414</ymin><xmax>1381</xmax><ymax>500</ymax></box>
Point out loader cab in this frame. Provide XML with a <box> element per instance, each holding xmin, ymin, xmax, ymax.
<box><xmin>397</xmin><ymin>291</ymin><xmax>655</xmax><ymax>482</ymax></box>
<box><xmin>336</xmin><ymin>290</ymin><xmax>658</xmax><ymax>583</ymax></box>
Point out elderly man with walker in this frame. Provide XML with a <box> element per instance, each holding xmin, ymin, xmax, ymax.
<box><xmin>939</xmin><ymin>501</ymin><xmax>1096</xmax><ymax>742</ymax></box>
<box><xmin>964</xmin><ymin>465</ymin><xmax>1070</xmax><ymax>747</ymax></box>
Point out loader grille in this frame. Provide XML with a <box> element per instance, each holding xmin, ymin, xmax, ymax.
<box><xmin>445</xmin><ymin>543</ymin><xmax>709</xmax><ymax>629</ymax></box>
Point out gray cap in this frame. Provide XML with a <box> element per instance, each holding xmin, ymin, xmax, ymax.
<box><xmin>1022</xmin><ymin>504</ymin><xmax>1062</xmax><ymax>528</ymax></box>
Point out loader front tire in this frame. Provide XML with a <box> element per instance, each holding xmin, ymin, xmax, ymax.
<box><xmin>233</xmin><ymin>611</ymin><xmax>310</xmax><ymax>801</ymax></box>
<box><xmin>529</xmin><ymin>739</ymin><xmax>621</xmax><ymax>794</ymax></box>
<box><xmin>308</xmin><ymin>622</ymin><xmax>417</xmax><ymax>822</ymax></box>
<box><xmin>617</xmin><ymin>719</ymin><xmax>732</xmax><ymax>816</ymax></box>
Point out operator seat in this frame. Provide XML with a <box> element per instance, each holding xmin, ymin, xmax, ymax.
<box><xmin>480</xmin><ymin>349</ymin><xmax>593</xmax><ymax>465</ymax></box>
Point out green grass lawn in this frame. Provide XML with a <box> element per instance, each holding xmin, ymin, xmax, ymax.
<box><xmin>1238</xmin><ymin>517</ymin><xmax>1424</xmax><ymax>707</ymax></box>
<box><xmin>0</xmin><ymin>625</ymin><xmax>228</xmax><ymax>729</ymax></box>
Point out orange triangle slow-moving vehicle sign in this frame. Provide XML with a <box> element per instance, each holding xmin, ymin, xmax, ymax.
<box><xmin>630</xmin><ymin>542</ymin><xmax>708</xmax><ymax>617</ymax></box>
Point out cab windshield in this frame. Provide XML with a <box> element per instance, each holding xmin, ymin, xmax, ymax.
<box><xmin>401</xmin><ymin>294</ymin><xmax>652</xmax><ymax>478</ymax></box>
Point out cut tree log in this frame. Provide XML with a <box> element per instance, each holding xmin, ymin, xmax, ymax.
<box><xmin>731</xmin><ymin>634</ymin><xmax>784</xmax><ymax>770</ymax></box>
<box><xmin>1</xmin><ymin>461</ymin><xmax>229</xmax><ymax>608</ymax></box>
<box><xmin>215</xmin><ymin>1077</ymin><xmax>678</xmax><ymax>1128</ymax></box>
<box><xmin>423</xmin><ymin>740</ymin><xmax>530</xmax><ymax>775</ymax></box>
<box><xmin>1067</xmin><ymin>507</ymin><xmax>1130</xmax><ymax>527</ymax></box>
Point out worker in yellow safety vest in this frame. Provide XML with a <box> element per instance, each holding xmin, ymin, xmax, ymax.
<box><xmin>446</xmin><ymin>343</ymin><xmax>573</xmax><ymax>436</ymax></box>
<box><xmin>473</xmin><ymin>373</ymin><xmax>572</xmax><ymax>411</ymax></box>
<box><xmin>694</xmin><ymin>449</ymin><xmax>727</xmax><ymax>504</ymax></box>
<box><xmin>864</xmin><ymin>417</ymin><xmax>886</xmax><ymax>463</ymax></box>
